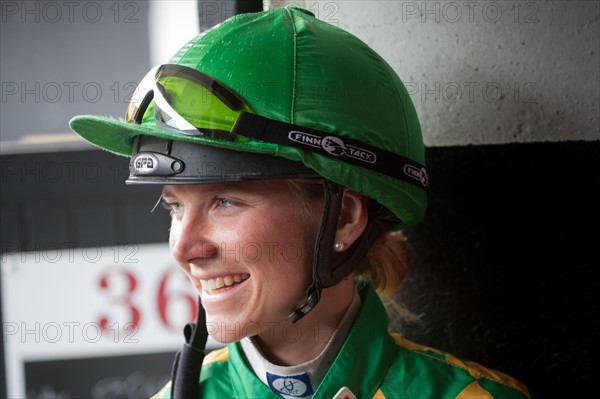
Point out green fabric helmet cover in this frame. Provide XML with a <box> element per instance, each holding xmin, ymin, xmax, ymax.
<box><xmin>69</xmin><ymin>7</ymin><xmax>427</xmax><ymax>229</ymax></box>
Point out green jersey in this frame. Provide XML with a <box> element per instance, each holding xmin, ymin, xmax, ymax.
<box><xmin>153</xmin><ymin>282</ymin><xmax>529</xmax><ymax>399</ymax></box>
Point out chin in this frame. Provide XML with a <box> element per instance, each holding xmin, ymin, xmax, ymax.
<box><xmin>206</xmin><ymin>321</ymin><xmax>241</xmax><ymax>343</ymax></box>
<box><xmin>205</xmin><ymin>317</ymin><xmax>261</xmax><ymax>343</ymax></box>
<box><xmin>210</xmin><ymin>332</ymin><xmax>239</xmax><ymax>344</ymax></box>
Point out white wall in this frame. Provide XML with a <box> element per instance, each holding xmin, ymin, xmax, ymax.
<box><xmin>268</xmin><ymin>1</ymin><xmax>599</xmax><ymax>146</ymax></box>
<box><xmin>148</xmin><ymin>1</ymin><xmax>200</xmax><ymax>66</ymax></box>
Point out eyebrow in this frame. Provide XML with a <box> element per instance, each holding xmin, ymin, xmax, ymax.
<box><xmin>161</xmin><ymin>182</ymin><xmax>270</xmax><ymax>198</ymax></box>
<box><xmin>161</xmin><ymin>185</ymin><xmax>176</xmax><ymax>198</ymax></box>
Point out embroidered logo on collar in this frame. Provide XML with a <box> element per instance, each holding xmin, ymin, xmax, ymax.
<box><xmin>266</xmin><ymin>372</ymin><xmax>314</xmax><ymax>398</ymax></box>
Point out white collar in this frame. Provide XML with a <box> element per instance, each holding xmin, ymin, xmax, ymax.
<box><xmin>238</xmin><ymin>288</ymin><xmax>361</xmax><ymax>398</ymax></box>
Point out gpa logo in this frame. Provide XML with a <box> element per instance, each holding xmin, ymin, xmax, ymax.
<box><xmin>132</xmin><ymin>153</ymin><xmax>159</xmax><ymax>174</ymax></box>
<box><xmin>404</xmin><ymin>165</ymin><xmax>429</xmax><ymax>187</ymax></box>
<box><xmin>288</xmin><ymin>131</ymin><xmax>377</xmax><ymax>164</ymax></box>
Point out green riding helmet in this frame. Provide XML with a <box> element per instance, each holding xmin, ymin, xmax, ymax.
<box><xmin>69</xmin><ymin>6</ymin><xmax>428</xmax><ymax>322</ymax></box>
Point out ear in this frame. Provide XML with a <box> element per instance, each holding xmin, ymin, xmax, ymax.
<box><xmin>335</xmin><ymin>189</ymin><xmax>369</xmax><ymax>250</ymax></box>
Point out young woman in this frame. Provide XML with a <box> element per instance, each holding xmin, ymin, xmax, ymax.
<box><xmin>70</xmin><ymin>7</ymin><xmax>530</xmax><ymax>399</ymax></box>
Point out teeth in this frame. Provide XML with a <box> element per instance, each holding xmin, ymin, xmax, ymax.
<box><xmin>201</xmin><ymin>273</ymin><xmax>249</xmax><ymax>293</ymax></box>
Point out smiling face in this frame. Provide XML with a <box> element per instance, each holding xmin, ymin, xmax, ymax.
<box><xmin>162</xmin><ymin>180</ymin><xmax>321</xmax><ymax>343</ymax></box>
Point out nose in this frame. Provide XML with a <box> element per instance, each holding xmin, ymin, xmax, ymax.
<box><xmin>169</xmin><ymin>212</ymin><xmax>218</xmax><ymax>266</ymax></box>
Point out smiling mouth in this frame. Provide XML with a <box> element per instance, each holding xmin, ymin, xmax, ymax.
<box><xmin>200</xmin><ymin>273</ymin><xmax>250</xmax><ymax>294</ymax></box>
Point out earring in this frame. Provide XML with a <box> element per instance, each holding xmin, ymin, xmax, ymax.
<box><xmin>334</xmin><ymin>242</ymin><xmax>345</xmax><ymax>252</ymax></box>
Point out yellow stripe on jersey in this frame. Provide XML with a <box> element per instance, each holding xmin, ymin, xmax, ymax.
<box><xmin>389</xmin><ymin>331</ymin><xmax>443</xmax><ymax>355</ymax></box>
<box><xmin>444</xmin><ymin>353</ymin><xmax>529</xmax><ymax>397</ymax></box>
<box><xmin>455</xmin><ymin>380</ymin><xmax>494</xmax><ymax>399</ymax></box>
<box><xmin>388</xmin><ymin>332</ymin><xmax>530</xmax><ymax>399</ymax></box>
<box><xmin>203</xmin><ymin>346</ymin><xmax>229</xmax><ymax>365</ymax></box>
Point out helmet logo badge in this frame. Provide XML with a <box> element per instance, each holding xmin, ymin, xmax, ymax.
<box><xmin>321</xmin><ymin>136</ymin><xmax>347</xmax><ymax>157</ymax></box>
<box><xmin>288</xmin><ymin>131</ymin><xmax>377</xmax><ymax>164</ymax></box>
<box><xmin>132</xmin><ymin>153</ymin><xmax>159</xmax><ymax>174</ymax></box>
<box><xmin>404</xmin><ymin>165</ymin><xmax>429</xmax><ymax>187</ymax></box>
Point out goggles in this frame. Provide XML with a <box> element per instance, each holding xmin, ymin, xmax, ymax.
<box><xmin>125</xmin><ymin>64</ymin><xmax>429</xmax><ymax>190</ymax></box>
<box><xmin>125</xmin><ymin>64</ymin><xmax>249</xmax><ymax>141</ymax></box>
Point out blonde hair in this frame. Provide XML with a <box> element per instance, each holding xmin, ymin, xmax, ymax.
<box><xmin>355</xmin><ymin>230</ymin><xmax>409</xmax><ymax>298</ymax></box>
<box><xmin>356</xmin><ymin>229</ymin><xmax>420</xmax><ymax>323</ymax></box>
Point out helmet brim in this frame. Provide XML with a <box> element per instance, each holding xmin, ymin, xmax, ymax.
<box><xmin>69</xmin><ymin>114</ymin><xmax>276</xmax><ymax>157</ymax></box>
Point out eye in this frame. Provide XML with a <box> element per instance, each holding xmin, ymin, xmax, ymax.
<box><xmin>216</xmin><ymin>197</ymin><xmax>234</xmax><ymax>209</ymax></box>
<box><xmin>161</xmin><ymin>199</ymin><xmax>181</xmax><ymax>216</ymax></box>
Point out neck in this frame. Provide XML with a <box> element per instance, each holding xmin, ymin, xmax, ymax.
<box><xmin>252</xmin><ymin>277</ymin><xmax>356</xmax><ymax>366</ymax></box>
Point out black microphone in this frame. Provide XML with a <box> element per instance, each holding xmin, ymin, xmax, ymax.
<box><xmin>170</xmin><ymin>297</ymin><xmax>208</xmax><ymax>398</ymax></box>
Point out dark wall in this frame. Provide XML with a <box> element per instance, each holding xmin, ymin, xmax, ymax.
<box><xmin>0</xmin><ymin>150</ymin><xmax>169</xmax><ymax>251</ymax></box>
<box><xmin>399</xmin><ymin>141</ymin><xmax>599</xmax><ymax>398</ymax></box>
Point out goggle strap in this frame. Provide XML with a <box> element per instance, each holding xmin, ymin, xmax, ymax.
<box><xmin>233</xmin><ymin>112</ymin><xmax>429</xmax><ymax>191</ymax></box>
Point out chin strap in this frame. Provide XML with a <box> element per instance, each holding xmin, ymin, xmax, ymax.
<box><xmin>288</xmin><ymin>180</ymin><xmax>399</xmax><ymax>323</ymax></box>
<box><xmin>170</xmin><ymin>297</ymin><xmax>208</xmax><ymax>398</ymax></box>
<box><xmin>289</xmin><ymin>180</ymin><xmax>343</xmax><ymax>323</ymax></box>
